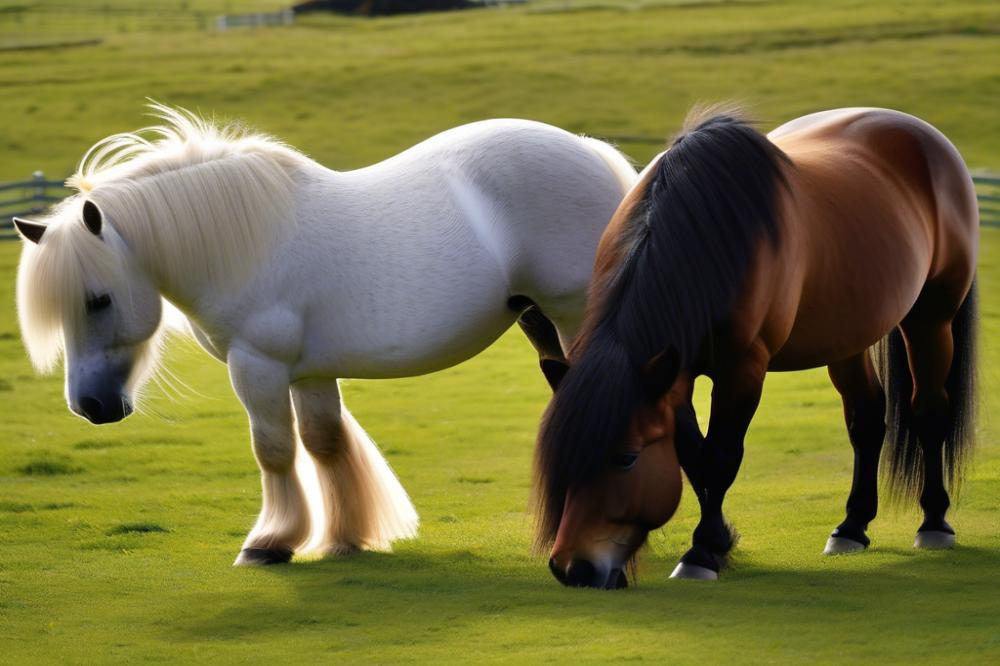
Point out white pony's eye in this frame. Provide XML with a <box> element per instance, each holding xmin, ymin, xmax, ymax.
<box><xmin>85</xmin><ymin>293</ymin><xmax>112</xmax><ymax>314</ymax></box>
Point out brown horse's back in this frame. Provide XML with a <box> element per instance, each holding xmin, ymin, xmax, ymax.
<box><xmin>765</xmin><ymin>108</ymin><xmax>978</xmax><ymax>370</ymax></box>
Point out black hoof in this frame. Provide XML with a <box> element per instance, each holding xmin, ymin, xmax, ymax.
<box><xmin>234</xmin><ymin>546</ymin><xmax>293</xmax><ymax>566</ymax></box>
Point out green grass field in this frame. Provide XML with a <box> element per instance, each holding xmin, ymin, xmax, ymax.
<box><xmin>1</xmin><ymin>0</ymin><xmax>999</xmax><ymax>662</ymax></box>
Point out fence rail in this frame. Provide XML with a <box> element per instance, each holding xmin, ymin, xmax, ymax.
<box><xmin>215</xmin><ymin>10</ymin><xmax>294</xmax><ymax>31</ymax></box>
<box><xmin>1</xmin><ymin>171</ymin><xmax>998</xmax><ymax>240</ymax></box>
<box><xmin>973</xmin><ymin>172</ymin><xmax>1000</xmax><ymax>228</ymax></box>
<box><xmin>0</xmin><ymin>172</ymin><xmax>70</xmax><ymax>240</ymax></box>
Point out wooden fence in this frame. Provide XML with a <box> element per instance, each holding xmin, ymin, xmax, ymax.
<box><xmin>0</xmin><ymin>173</ymin><xmax>70</xmax><ymax>240</ymax></box>
<box><xmin>973</xmin><ymin>172</ymin><xmax>1000</xmax><ymax>228</ymax></box>
<box><xmin>2</xmin><ymin>171</ymin><xmax>998</xmax><ymax>240</ymax></box>
<box><xmin>214</xmin><ymin>10</ymin><xmax>295</xmax><ymax>31</ymax></box>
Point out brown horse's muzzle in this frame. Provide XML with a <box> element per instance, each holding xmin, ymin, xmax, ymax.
<box><xmin>547</xmin><ymin>488</ymin><xmax>650</xmax><ymax>589</ymax></box>
<box><xmin>549</xmin><ymin>556</ymin><xmax>629</xmax><ymax>589</ymax></box>
<box><xmin>546</xmin><ymin>439</ymin><xmax>683</xmax><ymax>589</ymax></box>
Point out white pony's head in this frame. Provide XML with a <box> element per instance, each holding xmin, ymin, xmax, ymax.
<box><xmin>15</xmin><ymin>199</ymin><xmax>163</xmax><ymax>423</ymax></box>
<box><xmin>15</xmin><ymin>103</ymin><xmax>304</xmax><ymax>424</ymax></box>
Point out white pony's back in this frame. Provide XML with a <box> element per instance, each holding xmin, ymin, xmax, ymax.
<box><xmin>245</xmin><ymin>118</ymin><xmax>636</xmax><ymax>378</ymax></box>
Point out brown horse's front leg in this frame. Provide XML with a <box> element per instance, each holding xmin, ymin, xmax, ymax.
<box><xmin>671</xmin><ymin>341</ymin><xmax>769</xmax><ymax>581</ymax></box>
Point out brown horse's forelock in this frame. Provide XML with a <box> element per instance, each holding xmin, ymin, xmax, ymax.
<box><xmin>533</xmin><ymin>107</ymin><xmax>791</xmax><ymax>548</ymax></box>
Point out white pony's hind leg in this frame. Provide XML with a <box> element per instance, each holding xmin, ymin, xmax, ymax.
<box><xmin>292</xmin><ymin>380</ymin><xmax>418</xmax><ymax>554</ymax></box>
<box><xmin>529</xmin><ymin>298</ymin><xmax>584</xmax><ymax>356</ymax></box>
<box><xmin>228</xmin><ymin>350</ymin><xmax>311</xmax><ymax>565</ymax></box>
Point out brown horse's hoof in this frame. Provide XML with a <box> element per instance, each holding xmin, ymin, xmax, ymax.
<box><xmin>823</xmin><ymin>536</ymin><xmax>867</xmax><ymax>555</ymax></box>
<box><xmin>914</xmin><ymin>531</ymin><xmax>955</xmax><ymax>550</ymax></box>
<box><xmin>669</xmin><ymin>562</ymin><xmax>718</xmax><ymax>581</ymax></box>
<box><xmin>234</xmin><ymin>547</ymin><xmax>293</xmax><ymax>566</ymax></box>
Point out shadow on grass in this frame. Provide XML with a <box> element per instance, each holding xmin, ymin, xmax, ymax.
<box><xmin>165</xmin><ymin>545</ymin><xmax>1000</xmax><ymax>656</ymax></box>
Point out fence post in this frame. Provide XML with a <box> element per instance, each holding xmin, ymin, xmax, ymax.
<box><xmin>32</xmin><ymin>171</ymin><xmax>45</xmax><ymax>210</ymax></box>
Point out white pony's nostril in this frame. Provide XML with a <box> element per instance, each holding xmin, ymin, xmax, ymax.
<box><xmin>79</xmin><ymin>396</ymin><xmax>103</xmax><ymax>422</ymax></box>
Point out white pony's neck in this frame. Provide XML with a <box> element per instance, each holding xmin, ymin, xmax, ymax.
<box><xmin>88</xmin><ymin>152</ymin><xmax>302</xmax><ymax>306</ymax></box>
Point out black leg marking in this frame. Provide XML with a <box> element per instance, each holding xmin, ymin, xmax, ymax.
<box><xmin>829</xmin><ymin>400</ymin><xmax>885</xmax><ymax>548</ymax></box>
<box><xmin>671</xmin><ymin>344</ymin><xmax>766</xmax><ymax>581</ymax></box>
<box><xmin>899</xmin><ymin>318</ymin><xmax>959</xmax><ymax>549</ymax></box>
<box><xmin>824</xmin><ymin>353</ymin><xmax>886</xmax><ymax>554</ymax></box>
<box><xmin>915</xmin><ymin>408</ymin><xmax>954</xmax><ymax>536</ymax></box>
<box><xmin>675</xmin><ymin>404</ymin><xmax>733</xmax><ymax>574</ymax></box>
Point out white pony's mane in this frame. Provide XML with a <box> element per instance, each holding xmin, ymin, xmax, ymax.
<box><xmin>17</xmin><ymin>103</ymin><xmax>309</xmax><ymax>372</ymax></box>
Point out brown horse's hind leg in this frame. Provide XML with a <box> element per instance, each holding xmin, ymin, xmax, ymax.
<box><xmin>824</xmin><ymin>352</ymin><xmax>886</xmax><ymax>555</ymax></box>
<box><xmin>899</xmin><ymin>318</ymin><xmax>956</xmax><ymax>548</ymax></box>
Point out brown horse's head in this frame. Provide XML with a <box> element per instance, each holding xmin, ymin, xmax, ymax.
<box><xmin>536</xmin><ymin>351</ymin><xmax>687</xmax><ymax>589</ymax></box>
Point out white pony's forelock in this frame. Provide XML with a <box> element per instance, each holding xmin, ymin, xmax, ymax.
<box><xmin>16</xmin><ymin>211</ymin><xmax>123</xmax><ymax>372</ymax></box>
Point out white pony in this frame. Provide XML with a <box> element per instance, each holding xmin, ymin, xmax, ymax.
<box><xmin>14</xmin><ymin>104</ymin><xmax>636</xmax><ymax>565</ymax></box>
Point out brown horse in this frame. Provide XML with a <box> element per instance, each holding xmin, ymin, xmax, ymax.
<box><xmin>535</xmin><ymin>106</ymin><xmax>979</xmax><ymax>588</ymax></box>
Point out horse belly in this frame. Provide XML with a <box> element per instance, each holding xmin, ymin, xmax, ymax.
<box><xmin>768</xmin><ymin>240</ymin><xmax>928</xmax><ymax>372</ymax></box>
<box><xmin>295</xmin><ymin>248</ymin><xmax>517</xmax><ymax>379</ymax></box>
<box><xmin>769</xmin><ymin>304</ymin><xmax>908</xmax><ymax>371</ymax></box>
<box><xmin>334</xmin><ymin>305</ymin><xmax>516</xmax><ymax>378</ymax></box>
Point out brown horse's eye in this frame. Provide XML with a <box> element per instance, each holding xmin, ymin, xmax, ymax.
<box><xmin>613</xmin><ymin>452</ymin><xmax>639</xmax><ymax>471</ymax></box>
<box><xmin>85</xmin><ymin>293</ymin><xmax>111</xmax><ymax>313</ymax></box>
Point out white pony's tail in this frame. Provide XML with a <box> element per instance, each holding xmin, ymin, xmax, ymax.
<box><xmin>579</xmin><ymin>136</ymin><xmax>638</xmax><ymax>195</ymax></box>
<box><xmin>302</xmin><ymin>405</ymin><xmax>419</xmax><ymax>553</ymax></box>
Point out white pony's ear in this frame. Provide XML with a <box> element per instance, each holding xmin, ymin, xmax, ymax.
<box><xmin>13</xmin><ymin>217</ymin><xmax>46</xmax><ymax>244</ymax></box>
<box><xmin>82</xmin><ymin>200</ymin><xmax>102</xmax><ymax>236</ymax></box>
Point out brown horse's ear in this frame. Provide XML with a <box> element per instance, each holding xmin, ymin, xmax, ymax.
<box><xmin>641</xmin><ymin>348</ymin><xmax>680</xmax><ymax>399</ymax></box>
<box><xmin>13</xmin><ymin>217</ymin><xmax>46</xmax><ymax>244</ymax></box>
<box><xmin>540</xmin><ymin>358</ymin><xmax>570</xmax><ymax>391</ymax></box>
<box><xmin>82</xmin><ymin>200</ymin><xmax>102</xmax><ymax>236</ymax></box>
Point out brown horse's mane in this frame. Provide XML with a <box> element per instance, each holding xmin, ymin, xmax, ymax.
<box><xmin>533</xmin><ymin>105</ymin><xmax>792</xmax><ymax>547</ymax></box>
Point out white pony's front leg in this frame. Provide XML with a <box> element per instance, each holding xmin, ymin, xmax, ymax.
<box><xmin>291</xmin><ymin>379</ymin><xmax>418</xmax><ymax>554</ymax></box>
<box><xmin>229</xmin><ymin>348</ymin><xmax>311</xmax><ymax>565</ymax></box>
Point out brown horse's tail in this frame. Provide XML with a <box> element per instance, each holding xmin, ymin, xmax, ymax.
<box><xmin>873</xmin><ymin>278</ymin><xmax>979</xmax><ymax>501</ymax></box>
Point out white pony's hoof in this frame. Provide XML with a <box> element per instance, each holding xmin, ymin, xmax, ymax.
<box><xmin>914</xmin><ymin>531</ymin><xmax>956</xmax><ymax>550</ymax></box>
<box><xmin>824</xmin><ymin>536</ymin><xmax>867</xmax><ymax>555</ymax></box>
<box><xmin>670</xmin><ymin>562</ymin><xmax>719</xmax><ymax>581</ymax></box>
<box><xmin>234</xmin><ymin>547</ymin><xmax>293</xmax><ymax>566</ymax></box>
<box><xmin>324</xmin><ymin>543</ymin><xmax>362</xmax><ymax>557</ymax></box>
